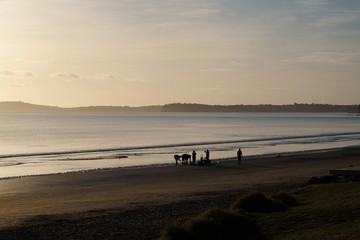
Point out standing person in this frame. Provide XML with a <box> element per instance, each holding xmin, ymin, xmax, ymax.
<box><xmin>237</xmin><ymin>148</ymin><xmax>243</xmax><ymax>164</ymax></box>
<box><xmin>205</xmin><ymin>150</ymin><xmax>210</xmax><ymax>161</ymax></box>
<box><xmin>192</xmin><ymin>151</ymin><xmax>197</xmax><ymax>164</ymax></box>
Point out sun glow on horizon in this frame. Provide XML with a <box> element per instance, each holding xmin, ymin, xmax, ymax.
<box><xmin>1</xmin><ymin>0</ymin><xmax>359</xmax><ymax>107</ymax></box>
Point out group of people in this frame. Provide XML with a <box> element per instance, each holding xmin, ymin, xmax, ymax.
<box><xmin>174</xmin><ymin>147</ymin><xmax>243</xmax><ymax>165</ymax></box>
<box><xmin>191</xmin><ymin>149</ymin><xmax>210</xmax><ymax>162</ymax></box>
<box><xmin>174</xmin><ymin>150</ymin><xmax>211</xmax><ymax>165</ymax></box>
<box><xmin>196</xmin><ymin>150</ymin><xmax>211</xmax><ymax>165</ymax></box>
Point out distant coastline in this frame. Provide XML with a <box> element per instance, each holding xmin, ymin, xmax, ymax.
<box><xmin>0</xmin><ymin>101</ymin><xmax>359</xmax><ymax>113</ymax></box>
<box><xmin>0</xmin><ymin>101</ymin><xmax>162</xmax><ymax>112</ymax></box>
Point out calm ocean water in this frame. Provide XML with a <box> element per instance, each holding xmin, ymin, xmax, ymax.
<box><xmin>0</xmin><ymin>112</ymin><xmax>359</xmax><ymax>178</ymax></box>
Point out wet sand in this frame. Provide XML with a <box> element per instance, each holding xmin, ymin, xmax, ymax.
<box><xmin>0</xmin><ymin>147</ymin><xmax>359</xmax><ymax>239</ymax></box>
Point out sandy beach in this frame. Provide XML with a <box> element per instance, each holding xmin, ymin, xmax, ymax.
<box><xmin>0</xmin><ymin>147</ymin><xmax>359</xmax><ymax>239</ymax></box>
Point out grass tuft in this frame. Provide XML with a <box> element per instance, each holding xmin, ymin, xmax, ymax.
<box><xmin>230</xmin><ymin>192</ymin><xmax>284</xmax><ymax>213</ymax></box>
<box><xmin>271</xmin><ymin>192</ymin><xmax>299</xmax><ymax>207</ymax></box>
<box><xmin>161</xmin><ymin>182</ymin><xmax>360</xmax><ymax>239</ymax></box>
<box><xmin>159</xmin><ymin>208</ymin><xmax>266</xmax><ymax>240</ymax></box>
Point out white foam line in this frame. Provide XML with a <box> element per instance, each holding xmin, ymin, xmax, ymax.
<box><xmin>0</xmin><ymin>132</ymin><xmax>359</xmax><ymax>159</ymax></box>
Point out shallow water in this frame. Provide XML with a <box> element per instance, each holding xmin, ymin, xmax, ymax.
<box><xmin>0</xmin><ymin>112</ymin><xmax>359</xmax><ymax>178</ymax></box>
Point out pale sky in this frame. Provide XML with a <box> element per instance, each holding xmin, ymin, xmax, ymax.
<box><xmin>0</xmin><ymin>0</ymin><xmax>359</xmax><ymax>107</ymax></box>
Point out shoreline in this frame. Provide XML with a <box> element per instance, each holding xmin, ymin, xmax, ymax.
<box><xmin>0</xmin><ymin>147</ymin><xmax>360</xmax><ymax>229</ymax></box>
<box><xmin>2</xmin><ymin>131</ymin><xmax>359</xmax><ymax>159</ymax></box>
<box><xmin>0</xmin><ymin>146</ymin><xmax>359</xmax><ymax>239</ymax></box>
<box><xmin>1</xmin><ymin>144</ymin><xmax>359</xmax><ymax>181</ymax></box>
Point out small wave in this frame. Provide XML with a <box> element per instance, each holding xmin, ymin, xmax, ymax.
<box><xmin>1</xmin><ymin>145</ymin><xmax>359</xmax><ymax>180</ymax></box>
<box><xmin>0</xmin><ymin>162</ymin><xmax>24</xmax><ymax>167</ymax></box>
<box><xmin>57</xmin><ymin>155</ymin><xmax>128</xmax><ymax>161</ymax></box>
<box><xmin>216</xmin><ymin>145</ymin><xmax>360</xmax><ymax>161</ymax></box>
<box><xmin>0</xmin><ymin>131</ymin><xmax>359</xmax><ymax>159</ymax></box>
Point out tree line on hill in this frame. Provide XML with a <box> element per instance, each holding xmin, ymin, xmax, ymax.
<box><xmin>162</xmin><ymin>103</ymin><xmax>360</xmax><ymax>113</ymax></box>
<box><xmin>0</xmin><ymin>101</ymin><xmax>359</xmax><ymax>113</ymax></box>
<box><xmin>0</xmin><ymin>101</ymin><xmax>161</xmax><ymax>112</ymax></box>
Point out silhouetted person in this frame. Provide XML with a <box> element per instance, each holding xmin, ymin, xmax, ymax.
<box><xmin>205</xmin><ymin>150</ymin><xmax>210</xmax><ymax>161</ymax></box>
<box><xmin>237</xmin><ymin>148</ymin><xmax>243</xmax><ymax>164</ymax></box>
<box><xmin>192</xmin><ymin>151</ymin><xmax>197</xmax><ymax>164</ymax></box>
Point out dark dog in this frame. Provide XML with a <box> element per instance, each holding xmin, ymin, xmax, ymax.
<box><xmin>181</xmin><ymin>154</ymin><xmax>191</xmax><ymax>164</ymax></box>
<box><xmin>174</xmin><ymin>155</ymin><xmax>182</xmax><ymax>165</ymax></box>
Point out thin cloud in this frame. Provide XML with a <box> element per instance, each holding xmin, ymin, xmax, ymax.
<box><xmin>9</xmin><ymin>58</ymin><xmax>41</xmax><ymax>64</ymax></box>
<box><xmin>258</xmin><ymin>86</ymin><xmax>294</xmax><ymax>91</ymax></box>
<box><xmin>199</xmin><ymin>68</ymin><xmax>235</xmax><ymax>72</ymax></box>
<box><xmin>296</xmin><ymin>51</ymin><xmax>360</xmax><ymax>65</ymax></box>
<box><xmin>298</xmin><ymin>0</ymin><xmax>329</xmax><ymax>8</ymax></box>
<box><xmin>179</xmin><ymin>8</ymin><xmax>220</xmax><ymax>18</ymax></box>
<box><xmin>190</xmin><ymin>87</ymin><xmax>225</xmax><ymax>94</ymax></box>
<box><xmin>8</xmin><ymin>83</ymin><xmax>29</xmax><ymax>88</ymax></box>
<box><xmin>96</xmin><ymin>0</ymin><xmax>222</xmax><ymax>26</ymax></box>
<box><xmin>51</xmin><ymin>72</ymin><xmax>80</xmax><ymax>79</ymax></box>
<box><xmin>0</xmin><ymin>70</ymin><xmax>17</xmax><ymax>76</ymax></box>
<box><xmin>124</xmin><ymin>77</ymin><xmax>147</xmax><ymax>83</ymax></box>
<box><xmin>313</xmin><ymin>12</ymin><xmax>360</xmax><ymax>28</ymax></box>
<box><xmin>91</xmin><ymin>73</ymin><xmax>116</xmax><ymax>81</ymax></box>
<box><xmin>22</xmin><ymin>71</ymin><xmax>34</xmax><ymax>78</ymax></box>
<box><xmin>0</xmin><ymin>70</ymin><xmax>33</xmax><ymax>78</ymax></box>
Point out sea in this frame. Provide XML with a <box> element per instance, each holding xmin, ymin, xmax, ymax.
<box><xmin>0</xmin><ymin>112</ymin><xmax>359</xmax><ymax>178</ymax></box>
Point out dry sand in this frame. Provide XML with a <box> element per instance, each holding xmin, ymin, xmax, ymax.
<box><xmin>0</xmin><ymin>147</ymin><xmax>359</xmax><ymax>239</ymax></box>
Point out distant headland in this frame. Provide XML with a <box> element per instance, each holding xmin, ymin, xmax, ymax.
<box><xmin>0</xmin><ymin>101</ymin><xmax>359</xmax><ymax>113</ymax></box>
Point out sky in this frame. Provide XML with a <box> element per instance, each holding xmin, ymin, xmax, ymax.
<box><xmin>0</xmin><ymin>0</ymin><xmax>359</xmax><ymax>107</ymax></box>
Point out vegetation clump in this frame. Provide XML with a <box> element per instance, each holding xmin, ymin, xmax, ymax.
<box><xmin>230</xmin><ymin>192</ymin><xmax>285</xmax><ymax>213</ymax></box>
<box><xmin>160</xmin><ymin>183</ymin><xmax>360</xmax><ymax>240</ymax></box>
<box><xmin>271</xmin><ymin>192</ymin><xmax>299</xmax><ymax>207</ymax></box>
<box><xmin>307</xmin><ymin>175</ymin><xmax>338</xmax><ymax>184</ymax></box>
<box><xmin>159</xmin><ymin>208</ymin><xmax>265</xmax><ymax>240</ymax></box>
<box><xmin>160</xmin><ymin>191</ymin><xmax>300</xmax><ymax>239</ymax></box>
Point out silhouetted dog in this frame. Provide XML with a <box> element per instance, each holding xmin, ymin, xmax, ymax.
<box><xmin>174</xmin><ymin>155</ymin><xmax>181</xmax><ymax>165</ymax></box>
<box><xmin>181</xmin><ymin>154</ymin><xmax>191</xmax><ymax>164</ymax></box>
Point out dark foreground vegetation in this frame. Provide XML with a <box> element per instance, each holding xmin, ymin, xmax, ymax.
<box><xmin>0</xmin><ymin>181</ymin><xmax>359</xmax><ymax>240</ymax></box>
<box><xmin>160</xmin><ymin>182</ymin><xmax>360</xmax><ymax>240</ymax></box>
<box><xmin>159</xmin><ymin>192</ymin><xmax>297</xmax><ymax>240</ymax></box>
<box><xmin>258</xmin><ymin>182</ymin><xmax>360</xmax><ymax>240</ymax></box>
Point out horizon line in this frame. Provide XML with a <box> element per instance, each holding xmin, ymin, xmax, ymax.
<box><xmin>0</xmin><ymin>100</ymin><xmax>359</xmax><ymax>109</ymax></box>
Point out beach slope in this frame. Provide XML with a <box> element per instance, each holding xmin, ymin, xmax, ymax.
<box><xmin>0</xmin><ymin>147</ymin><xmax>359</xmax><ymax>239</ymax></box>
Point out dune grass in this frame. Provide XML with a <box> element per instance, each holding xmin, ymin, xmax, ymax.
<box><xmin>159</xmin><ymin>208</ymin><xmax>266</xmax><ymax>240</ymax></box>
<box><xmin>257</xmin><ymin>182</ymin><xmax>360</xmax><ymax>240</ymax></box>
<box><xmin>230</xmin><ymin>192</ymin><xmax>285</xmax><ymax>213</ymax></box>
<box><xmin>160</xmin><ymin>182</ymin><xmax>360</xmax><ymax>240</ymax></box>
